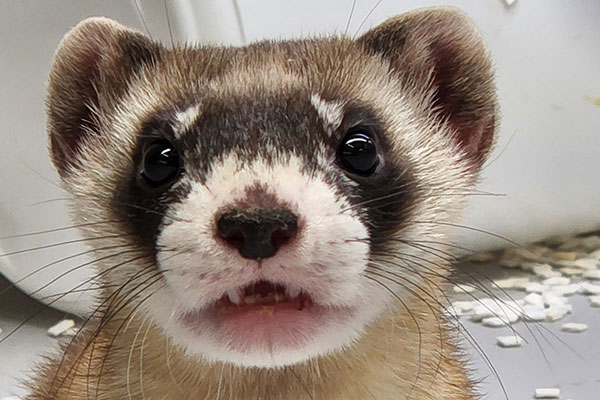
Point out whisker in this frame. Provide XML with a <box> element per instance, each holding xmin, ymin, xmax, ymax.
<box><xmin>0</xmin><ymin>220</ymin><xmax>123</xmax><ymax>240</ymax></box>
<box><xmin>0</xmin><ymin>233</ymin><xmax>136</xmax><ymax>258</ymax></box>
<box><xmin>362</xmin><ymin>273</ymin><xmax>426</xmax><ymax>395</ymax></box>
<box><xmin>132</xmin><ymin>0</ymin><xmax>153</xmax><ymax>38</ymax></box>
<box><xmin>352</xmin><ymin>0</ymin><xmax>386</xmax><ymax>39</ymax></box>
<box><xmin>164</xmin><ymin>0</ymin><xmax>174</xmax><ymax>47</ymax></box>
<box><xmin>343</xmin><ymin>0</ymin><xmax>358</xmax><ymax>37</ymax></box>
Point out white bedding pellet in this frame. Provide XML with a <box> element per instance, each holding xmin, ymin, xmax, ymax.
<box><xmin>543</xmin><ymin>277</ymin><xmax>570</xmax><ymax>286</ymax></box>
<box><xmin>590</xmin><ymin>296</ymin><xmax>600</xmax><ymax>307</ymax></box>
<box><xmin>525</xmin><ymin>282</ymin><xmax>548</xmax><ymax>294</ymax></box>
<box><xmin>496</xmin><ymin>335</ymin><xmax>524</xmax><ymax>348</ymax></box>
<box><xmin>534</xmin><ymin>388</ymin><xmax>560</xmax><ymax>398</ymax></box>
<box><xmin>524</xmin><ymin>293</ymin><xmax>544</xmax><ymax>308</ymax></box>
<box><xmin>561</xmin><ymin>322</ymin><xmax>588</xmax><ymax>333</ymax></box>
<box><xmin>482</xmin><ymin>317</ymin><xmax>507</xmax><ymax>327</ymax></box>
<box><xmin>559</xmin><ymin>267</ymin><xmax>584</xmax><ymax>276</ymax></box>
<box><xmin>583</xmin><ymin>270</ymin><xmax>600</xmax><ymax>280</ymax></box>
<box><xmin>452</xmin><ymin>301</ymin><xmax>475</xmax><ymax>313</ymax></box>
<box><xmin>533</xmin><ymin>266</ymin><xmax>562</xmax><ymax>279</ymax></box>
<box><xmin>495</xmin><ymin>277</ymin><xmax>530</xmax><ymax>290</ymax></box>
<box><xmin>543</xmin><ymin>292</ymin><xmax>568</xmax><ymax>307</ymax></box>
<box><xmin>551</xmin><ymin>251</ymin><xmax>577</xmax><ymax>261</ymax></box>
<box><xmin>521</xmin><ymin>305</ymin><xmax>547</xmax><ymax>322</ymax></box>
<box><xmin>453</xmin><ymin>284</ymin><xmax>476</xmax><ymax>294</ymax></box>
<box><xmin>579</xmin><ymin>282</ymin><xmax>600</xmax><ymax>295</ymax></box>
<box><xmin>580</xmin><ymin>235</ymin><xmax>600</xmax><ymax>250</ymax></box>
<box><xmin>571</xmin><ymin>257</ymin><xmax>598</xmax><ymax>270</ymax></box>
<box><xmin>468</xmin><ymin>252</ymin><xmax>495</xmax><ymax>262</ymax></box>
<box><xmin>548</xmin><ymin>284</ymin><xmax>580</xmax><ymax>297</ymax></box>
<box><xmin>47</xmin><ymin>319</ymin><xmax>76</xmax><ymax>338</ymax></box>
<box><xmin>499</xmin><ymin>254</ymin><xmax>521</xmax><ymax>268</ymax></box>
<box><xmin>545</xmin><ymin>306</ymin><xmax>570</xmax><ymax>322</ymax></box>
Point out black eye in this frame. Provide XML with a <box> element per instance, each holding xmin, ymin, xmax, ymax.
<box><xmin>141</xmin><ymin>140</ymin><xmax>180</xmax><ymax>187</ymax></box>
<box><xmin>337</xmin><ymin>131</ymin><xmax>379</xmax><ymax>176</ymax></box>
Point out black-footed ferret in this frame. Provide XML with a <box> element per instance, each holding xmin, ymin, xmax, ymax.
<box><xmin>29</xmin><ymin>6</ymin><xmax>497</xmax><ymax>399</ymax></box>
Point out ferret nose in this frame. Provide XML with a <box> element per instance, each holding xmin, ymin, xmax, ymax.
<box><xmin>216</xmin><ymin>208</ymin><xmax>298</xmax><ymax>259</ymax></box>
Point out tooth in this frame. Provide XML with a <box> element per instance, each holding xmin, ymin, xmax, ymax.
<box><xmin>226</xmin><ymin>289</ymin><xmax>242</xmax><ymax>305</ymax></box>
<box><xmin>262</xmin><ymin>293</ymin><xmax>276</xmax><ymax>303</ymax></box>
<box><xmin>244</xmin><ymin>295</ymin><xmax>257</xmax><ymax>305</ymax></box>
<box><xmin>286</xmin><ymin>286</ymin><xmax>301</xmax><ymax>298</ymax></box>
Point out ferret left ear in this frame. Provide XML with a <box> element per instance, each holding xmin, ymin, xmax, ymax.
<box><xmin>358</xmin><ymin>7</ymin><xmax>497</xmax><ymax>167</ymax></box>
<box><xmin>47</xmin><ymin>17</ymin><xmax>160</xmax><ymax>178</ymax></box>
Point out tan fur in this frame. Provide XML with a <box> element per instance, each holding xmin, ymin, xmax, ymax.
<box><xmin>28</xmin><ymin>284</ymin><xmax>472</xmax><ymax>400</ymax></box>
<box><xmin>29</xmin><ymin>6</ymin><xmax>497</xmax><ymax>399</ymax></box>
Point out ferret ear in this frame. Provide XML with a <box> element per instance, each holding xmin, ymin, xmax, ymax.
<box><xmin>47</xmin><ymin>17</ymin><xmax>160</xmax><ymax>177</ymax></box>
<box><xmin>358</xmin><ymin>7</ymin><xmax>497</xmax><ymax>167</ymax></box>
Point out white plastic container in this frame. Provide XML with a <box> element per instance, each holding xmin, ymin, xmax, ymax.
<box><xmin>1</xmin><ymin>0</ymin><xmax>599</xmax><ymax>316</ymax></box>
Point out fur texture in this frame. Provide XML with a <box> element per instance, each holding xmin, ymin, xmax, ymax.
<box><xmin>29</xmin><ymin>6</ymin><xmax>497</xmax><ymax>399</ymax></box>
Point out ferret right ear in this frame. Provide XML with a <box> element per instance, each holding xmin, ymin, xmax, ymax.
<box><xmin>47</xmin><ymin>17</ymin><xmax>160</xmax><ymax>177</ymax></box>
<box><xmin>358</xmin><ymin>7</ymin><xmax>497</xmax><ymax>168</ymax></box>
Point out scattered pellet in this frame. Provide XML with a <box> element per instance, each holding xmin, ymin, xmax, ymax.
<box><xmin>543</xmin><ymin>277</ymin><xmax>570</xmax><ymax>286</ymax></box>
<box><xmin>452</xmin><ymin>301</ymin><xmax>475</xmax><ymax>313</ymax></box>
<box><xmin>47</xmin><ymin>319</ymin><xmax>76</xmax><ymax>338</ymax></box>
<box><xmin>499</xmin><ymin>254</ymin><xmax>521</xmax><ymax>268</ymax></box>
<box><xmin>468</xmin><ymin>252</ymin><xmax>495</xmax><ymax>262</ymax></box>
<box><xmin>534</xmin><ymin>387</ymin><xmax>560</xmax><ymax>398</ymax></box>
<box><xmin>561</xmin><ymin>322</ymin><xmax>588</xmax><ymax>333</ymax></box>
<box><xmin>543</xmin><ymin>292</ymin><xmax>567</xmax><ymax>308</ymax></box>
<box><xmin>553</xmin><ymin>284</ymin><xmax>580</xmax><ymax>296</ymax></box>
<box><xmin>571</xmin><ymin>257</ymin><xmax>598</xmax><ymax>270</ymax></box>
<box><xmin>583</xmin><ymin>270</ymin><xmax>600</xmax><ymax>280</ymax></box>
<box><xmin>524</xmin><ymin>293</ymin><xmax>544</xmax><ymax>308</ymax></box>
<box><xmin>590</xmin><ymin>296</ymin><xmax>600</xmax><ymax>308</ymax></box>
<box><xmin>545</xmin><ymin>306</ymin><xmax>570</xmax><ymax>322</ymax></box>
<box><xmin>496</xmin><ymin>335</ymin><xmax>524</xmax><ymax>348</ymax></box>
<box><xmin>494</xmin><ymin>277</ymin><xmax>530</xmax><ymax>290</ymax></box>
<box><xmin>579</xmin><ymin>282</ymin><xmax>600</xmax><ymax>295</ymax></box>
<box><xmin>521</xmin><ymin>305</ymin><xmax>547</xmax><ymax>322</ymax></box>
<box><xmin>482</xmin><ymin>317</ymin><xmax>507</xmax><ymax>327</ymax></box>
<box><xmin>525</xmin><ymin>282</ymin><xmax>547</xmax><ymax>294</ymax></box>
<box><xmin>559</xmin><ymin>267</ymin><xmax>584</xmax><ymax>276</ymax></box>
<box><xmin>580</xmin><ymin>235</ymin><xmax>600</xmax><ymax>250</ymax></box>
<box><xmin>453</xmin><ymin>284</ymin><xmax>476</xmax><ymax>294</ymax></box>
<box><xmin>551</xmin><ymin>251</ymin><xmax>577</xmax><ymax>261</ymax></box>
<box><xmin>533</xmin><ymin>266</ymin><xmax>562</xmax><ymax>279</ymax></box>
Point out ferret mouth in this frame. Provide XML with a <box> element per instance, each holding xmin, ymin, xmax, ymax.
<box><xmin>180</xmin><ymin>279</ymin><xmax>353</xmax><ymax>354</ymax></box>
<box><xmin>215</xmin><ymin>280</ymin><xmax>311</xmax><ymax>310</ymax></box>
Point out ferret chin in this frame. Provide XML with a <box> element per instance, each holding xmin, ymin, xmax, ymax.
<box><xmin>28</xmin><ymin>6</ymin><xmax>497</xmax><ymax>400</ymax></box>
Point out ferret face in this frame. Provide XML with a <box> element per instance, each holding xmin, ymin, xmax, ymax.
<box><xmin>47</xmin><ymin>10</ymin><xmax>496</xmax><ymax>368</ymax></box>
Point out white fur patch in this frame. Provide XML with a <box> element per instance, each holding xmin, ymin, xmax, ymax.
<box><xmin>144</xmin><ymin>154</ymin><xmax>391</xmax><ymax>368</ymax></box>
<box><xmin>173</xmin><ymin>104</ymin><xmax>201</xmax><ymax>137</ymax></box>
<box><xmin>310</xmin><ymin>94</ymin><xmax>345</xmax><ymax>136</ymax></box>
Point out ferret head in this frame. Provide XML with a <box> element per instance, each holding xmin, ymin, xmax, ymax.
<box><xmin>47</xmin><ymin>8</ymin><xmax>496</xmax><ymax>368</ymax></box>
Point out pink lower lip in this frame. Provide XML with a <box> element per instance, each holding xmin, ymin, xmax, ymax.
<box><xmin>183</xmin><ymin>297</ymin><xmax>352</xmax><ymax>352</ymax></box>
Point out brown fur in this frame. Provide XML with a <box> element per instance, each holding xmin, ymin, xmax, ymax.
<box><xmin>29</xmin><ymin>6</ymin><xmax>497</xmax><ymax>399</ymax></box>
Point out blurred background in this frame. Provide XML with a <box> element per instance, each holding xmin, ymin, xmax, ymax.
<box><xmin>0</xmin><ymin>1</ymin><xmax>598</xmax><ymax>398</ymax></box>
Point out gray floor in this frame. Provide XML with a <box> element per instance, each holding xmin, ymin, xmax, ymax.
<box><xmin>0</xmin><ymin>263</ymin><xmax>598</xmax><ymax>399</ymax></box>
<box><xmin>455</xmin><ymin>262</ymin><xmax>600</xmax><ymax>400</ymax></box>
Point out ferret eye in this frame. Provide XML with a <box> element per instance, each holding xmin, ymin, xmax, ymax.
<box><xmin>337</xmin><ymin>130</ymin><xmax>379</xmax><ymax>176</ymax></box>
<box><xmin>141</xmin><ymin>140</ymin><xmax>180</xmax><ymax>187</ymax></box>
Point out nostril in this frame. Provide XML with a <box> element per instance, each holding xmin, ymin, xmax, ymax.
<box><xmin>216</xmin><ymin>208</ymin><xmax>298</xmax><ymax>259</ymax></box>
<box><xmin>222</xmin><ymin>228</ymin><xmax>245</xmax><ymax>252</ymax></box>
<box><xmin>270</xmin><ymin>226</ymin><xmax>296</xmax><ymax>251</ymax></box>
